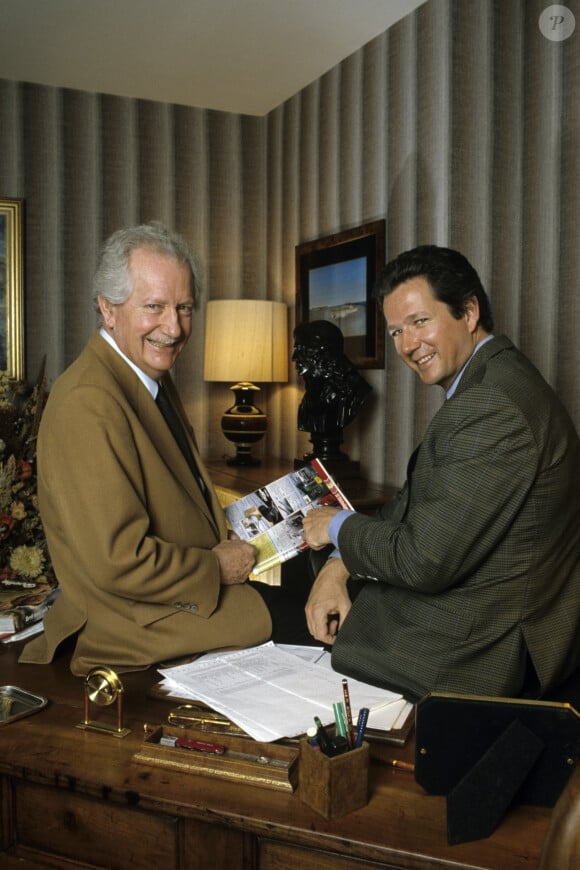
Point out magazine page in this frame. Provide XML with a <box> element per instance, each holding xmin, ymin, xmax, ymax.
<box><xmin>224</xmin><ymin>461</ymin><xmax>353</xmax><ymax>577</ymax></box>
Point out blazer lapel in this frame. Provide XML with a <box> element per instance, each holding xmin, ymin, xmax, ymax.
<box><xmin>92</xmin><ymin>335</ymin><xmax>220</xmax><ymax>532</ymax></box>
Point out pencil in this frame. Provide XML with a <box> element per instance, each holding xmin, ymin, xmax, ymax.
<box><xmin>342</xmin><ymin>678</ymin><xmax>354</xmax><ymax>747</ymax></box>
<box><xmin>375</xmin><ymin>757</ymin><xmax>415</xmax><ymax>772</ymax></box>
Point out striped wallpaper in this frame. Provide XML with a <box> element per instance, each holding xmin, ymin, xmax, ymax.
<box><xmin>0</xmin><ymin>0</ymin><xmax>577</xmax><ymax>485</ymax></box>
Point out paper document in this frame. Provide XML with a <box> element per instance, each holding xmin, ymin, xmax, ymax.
<box><xmin>159</xmin><ymin>642</ymin><xmax>403</xmax><ymax>742</ymax></box>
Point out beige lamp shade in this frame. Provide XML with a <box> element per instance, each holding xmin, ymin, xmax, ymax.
<box><xmin>203</xmin><ymin>299</ymin><xmax>288</xmax><ymax>384</ymax></box>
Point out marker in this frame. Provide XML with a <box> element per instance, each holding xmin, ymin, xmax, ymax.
<box><xmin>327</xmin><ymin>735</ymin><xmax>349</xmax><ymax>756</ymax></box>
<box><xmin>313</xmin><ymin>716</ymin><xmax>332</xmax><ymax>754</ymax></box>
<box><xmin>354</xmin><ymin>707</ymin><xmax>369</xmax><ymax>748</ymax></box>
<box><xmin>333</xmin><ymin>701</ymin><xmax>348</xmax><ymax>740</ymax></box>
<box><xmin>306</xmin><ymin>725</ymin><xmax>321</xmax><ymax>750</ymax></box>
<box><xmin>342</xmin><ymin>678</ymin><xmax>354</xmax><ymax>747</ymax></box>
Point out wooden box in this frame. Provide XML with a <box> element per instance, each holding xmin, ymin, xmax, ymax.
<box><xmin>299</xmin><ymin>738</ymin><xmax>369</xmax><ymax>819</ymax></box>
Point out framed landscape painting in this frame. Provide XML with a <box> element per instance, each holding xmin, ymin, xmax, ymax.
<box><xmin>295</xmin><ymin>220</ymin><xmax>385</xmax><ymax>369</ymax></box>
<box><xmin>0</xmin><ymin>198</ymin><xmax>24</xmax><ymax>381</ymax></box>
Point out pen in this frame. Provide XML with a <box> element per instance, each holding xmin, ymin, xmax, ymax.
<box><xmin>342</xmin><ymin>678</ymin><xmax>354</xmax><ymax>747</ymax></box>
<box><xmin>354</xmin><ymin>707</ymin><xmax>369</xmax><ymax>748</ymax></box>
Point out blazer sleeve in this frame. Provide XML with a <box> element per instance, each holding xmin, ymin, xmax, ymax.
<box><xmin>338</xmin><ymin>386</ymin><xmax>538</xmax><ymax>593</ymax></box>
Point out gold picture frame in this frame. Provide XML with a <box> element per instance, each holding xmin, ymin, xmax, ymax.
<box><xmin>0</xmin><ymin>198</ymin><xmax>24</xmax><ymax>381</ymax></box>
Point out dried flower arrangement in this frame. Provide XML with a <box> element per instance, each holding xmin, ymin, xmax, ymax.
<box><xmin>0</xmin><ymin>364</ymin><xmax>58</xmax><ymax>625</ymax></box>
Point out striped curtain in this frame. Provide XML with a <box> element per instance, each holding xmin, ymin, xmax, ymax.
<box><xmin>0</xmin><ymin>0</ymin><xmax>577</xmax><ymax>485</ymax></box>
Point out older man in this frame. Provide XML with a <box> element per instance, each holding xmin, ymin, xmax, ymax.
<box><xmin>20</xmin><ymin>223</ymin><xmax>273</xmax><ymax>675</ymax></box>
<box><xmin>303</xmin><ymin>245</ymin><xmax>580</xmax><ymax>702</ymax></box>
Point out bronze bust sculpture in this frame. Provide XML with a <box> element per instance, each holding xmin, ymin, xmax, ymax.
<box><xmin>292</xmin><ymin>320</ymin><xmax>371</xmax><ymax>464</ymax></box>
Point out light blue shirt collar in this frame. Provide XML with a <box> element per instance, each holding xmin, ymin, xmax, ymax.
<box><xmin>446</xmin><ymin>335</ymin><xmax>494</xmax><ymax>399</ymax></box>
<box><xmin>99</xmin><ymin>327</ymin><xmax>159</xmax><ymax>399</ymax></box>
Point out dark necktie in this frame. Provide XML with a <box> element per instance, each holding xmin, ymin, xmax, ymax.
<box><xmin>155</xmin><ymin>384</ymin><xmax>210</xmax><ymax>505</ymax></box>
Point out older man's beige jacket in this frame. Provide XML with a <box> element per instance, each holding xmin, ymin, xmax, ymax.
<box><xmin>20</xmin><ymin>333</ymin><xmax>271</xmax><ymax>676</ymax></box>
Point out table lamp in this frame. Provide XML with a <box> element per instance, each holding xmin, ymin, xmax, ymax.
<box><xmin>203</xmin><ymin>299</ymin><xmax>288</xmax><ymax>465</ymax></box>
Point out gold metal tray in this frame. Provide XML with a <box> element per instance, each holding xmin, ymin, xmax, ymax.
<box><xmin>134</xmin><ymin>725</ymin><xmax>299</xmax><ymax>792</ymax></box>
<box><xmin>0</xmin><ymin>685</ymin><xmax>48</xmax><ymax>725</ymax></box>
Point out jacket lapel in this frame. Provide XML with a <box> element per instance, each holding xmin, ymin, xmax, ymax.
<box><xmin>91</xmin><ymin>335</ymin><xmax>220</xmax><ymax>533</ymax></box>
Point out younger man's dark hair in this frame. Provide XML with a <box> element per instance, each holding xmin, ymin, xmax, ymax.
<box><xmin>374</xmin><ymin>245</ymin><xmax>494</xmax><ymax>332</ymax></box>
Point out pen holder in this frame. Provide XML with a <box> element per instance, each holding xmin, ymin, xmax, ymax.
<box><xmin>299</xmin><ymin>738</ymin><xmax>370</xmax><ymax>819</ymax></box>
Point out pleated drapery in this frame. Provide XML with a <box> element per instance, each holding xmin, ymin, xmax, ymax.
<box><xmin>0</xmin><ymin>0</ymin><xmax>577</xmax><ymax>486</ymax></box>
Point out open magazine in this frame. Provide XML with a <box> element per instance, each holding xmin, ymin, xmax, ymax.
<box><xmin>224</xmin><ymin>459</ymin><xmax>353</xmax><ymax>578</ymax></box>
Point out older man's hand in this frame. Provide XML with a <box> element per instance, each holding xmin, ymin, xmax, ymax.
<box><xmin>302</xmin><ymin>506</ymin><xmax>340</xmax><ymax>550</ymax></box>
<box><xmin>213</xmin><ymin>538</ymin><xmax>257</xmax><ymax>585</ymax></box>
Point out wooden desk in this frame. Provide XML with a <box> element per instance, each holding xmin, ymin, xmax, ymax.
<box><xmin>205</xmin><ymin>457</ymin><xmax>398</xmax><ymax>513</ymax></box>
<box><xmin>0</xmin><ymin>643</ymin><xmax>552</xmax><ymax>869</ymax></box>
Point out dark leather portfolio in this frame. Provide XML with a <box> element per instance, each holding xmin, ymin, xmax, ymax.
<box><xmin>414</xmin><ymin>692</ymin><xmax>580</xmax><ymax>844</ymax></box>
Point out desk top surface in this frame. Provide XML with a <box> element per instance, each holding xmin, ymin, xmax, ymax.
<box><xmin>0</xmin><ymin>640</ymin><xmax>552</xmax><ymax>869</ymax></box>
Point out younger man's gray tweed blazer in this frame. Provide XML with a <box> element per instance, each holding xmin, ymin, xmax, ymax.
<box><xmin>332</xmin><ymin>335</ymin><xmax>580</xmax><ymax>702</ymax></box>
